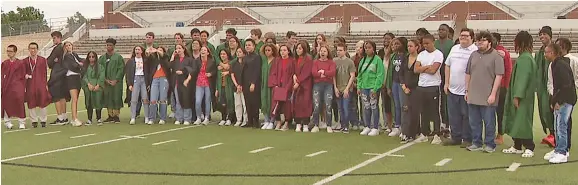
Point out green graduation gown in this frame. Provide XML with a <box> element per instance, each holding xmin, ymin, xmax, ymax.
<box><xmin>260</xmin><ymin>55</ymin><xmax>273</xmax><ymax>116</ymax></box>
<box><xmin>503</xmin><ymin>52</ymin><xmax>536</xmax><ymax>139</ymax></box>
<box><xmin>99</xmin><ymin>53</ymin><xmax>125</xmax><ymax>109</ymax></box>
<box><xmin>82</xmin><ymin>62</ymin><xmax>106</xmax><ymax>109</ymax></box>
<box><xmin>216</xmin><ymin>61</ymin><xmax>235</xmax><ymax>113</ymax></box>
<box><xmin>535</xmin><ymin>47</ymin><xmax>554</xmax><ymax>133</ymax></box>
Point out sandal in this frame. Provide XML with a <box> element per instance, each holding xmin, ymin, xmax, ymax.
<box><xmin>522</xmin><ymin>149</ymin><xmax>534</xmax><ymax>158</ymax></box>
<box><xmin>502</xmin><ymin>147</ymin><xmax>523</xmax><ymax>154</ymax></box>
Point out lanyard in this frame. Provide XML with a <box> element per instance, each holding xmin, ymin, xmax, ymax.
<box><xmin>28</xmin><ymin>57</ymin><xmax>37</xmax><ymax>74</ymax></box>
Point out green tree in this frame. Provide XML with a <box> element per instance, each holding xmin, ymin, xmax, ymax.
<box><xmin>66</xmin><ymin>11</ymin><xmax>87</xmax><ymax>28</ymax></box>
<box><xmin>1</xmin><ymin>6</ymin><xmax>47</xmax><ymax>36</ymax></box>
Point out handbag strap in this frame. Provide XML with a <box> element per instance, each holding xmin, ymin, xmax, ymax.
<box><xmin>358</xmin><ymin>55</ymin><xmax>375</xmax><ymax>77</ymax></box>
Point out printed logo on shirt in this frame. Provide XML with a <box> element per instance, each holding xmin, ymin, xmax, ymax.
<box><xmin>393</xmin><ymin>59</ymin><xmax>402</xmax><ymax>72</ymax></box>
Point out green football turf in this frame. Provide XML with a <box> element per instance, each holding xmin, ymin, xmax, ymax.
<box><xmin>2</xmin><ymin>94</ymin><xmax>578</xmax><ymax>185</ymax></box>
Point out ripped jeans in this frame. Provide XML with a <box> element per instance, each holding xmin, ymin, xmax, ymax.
<box><xmin>312</xmin><ymin>82</ymin><xmax>333</xmax><ymax>127</ymax></box>
<box><xmin>361</xmin><ymin>89</ymin><xmax>380</xmax><ymax>129</ymax></box>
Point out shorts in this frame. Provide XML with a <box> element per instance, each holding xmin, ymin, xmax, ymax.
<box><xmin>66</xmin><ymin>75</ymin><xmax>81</xmax><ymax>91</ymax></box>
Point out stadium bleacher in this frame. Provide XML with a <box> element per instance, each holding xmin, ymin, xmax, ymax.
<box><xmin>1</xmin><ymin>32</ymin><xmax>52</xmax><ymax>59</ymax></box>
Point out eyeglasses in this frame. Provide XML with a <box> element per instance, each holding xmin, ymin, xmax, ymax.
<box><xmin>460</xmin><ymin>35</ymin><xmax>471</xmax><ymax>37</ymax></box>
<box><xmin>89</xmin><ymin>56</ymin><xmax>96</xmax><ymax>58</ymax></box>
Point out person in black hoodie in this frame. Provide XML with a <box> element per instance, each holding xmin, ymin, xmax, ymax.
<box><xmin>61</xmin><ymin>41</ymin><xmax>84</xmax><ymax>126</ymax></box>
<box><xmin>47</xmin><ymin>31</ymin><xmax>70</xmax><ymax>125</ymax></box>
<box><xmin>544</xmin><ymin>43</ymin><xmax>576</xmax><ymax>164</ymax></box>
<box><xmin>242</xmin><ymin>39</ymin><xmax>263</xmax><ymax>128</ymax></box>
<box><xmin>147</xmin><ymin>47</ymin><xmax>171</xmax><ymax>125</ymax></box>
<box><xmin>170</xmin><ymin>44</ymin><xmax>196</xmax><ymax>125</ymax></box>
<box><xmin>125</xmin><ymin>46</ymin><xmax>151</xmax><ymax>125</ymax></box>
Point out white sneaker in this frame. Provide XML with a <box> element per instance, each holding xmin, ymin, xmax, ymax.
<box><xmin>202</xmin><ymin>118</ymin><xmax>209</xmax><ymax>125</ymax></box>
<box><xmin>5</xmin><ymin>122</ymin><xmax>13</xmax><ymax>129</ymax></box>
<box><xmin>159</xmin><ymin>120</ymin><xmax>166</xmax><ymax>125</ymax></box>
<box><xmin>234</xmin><ymin>122</ymin><xmax>241</xmax><ymax>127</ymax></box>
<box><xmin>368</xmin><ymin>129</ymin><xmax>379</xmax><ymax>136</ymax></box>
<box><xmin>72</xmin><ymin>119</ymin><xmax>83</xmax><ymax>127</ymax></box>
<box><xmin>319</xmin><ymin>122</ymin><xmax>327</xmax><ymax>129</ymax></box>
<box><xmin>145</xmin><ymin>118</ymin><xmax>150</xmax><ymax>124</ymax></box>
<box><xmin>265</xmin><ymin>122</ymin><xmax>274</xmax><ymax>130</ymax></box>
<box><xmin>129</xmin><ymin>119</ymin><xmax>135</xmax><ymax>125</ymax></box>
<box><xmin>352</xmin><ymin>125</ymin><xmax>359</xmax><ymax>130</ymax></box>
<box><xmin>431</xmin><ymin>135</ymin><xmax>442</xmax><ymax>145</ymax></box>
<box><xmin>303</xmin><ymin>125</ymin><xmax>310</xmax><ymax>132</ymax></box>
<box><xmin>147</xmin><ymin>120</ymin><xmax>153</xmax><ymax>125</ymax></box>
<box><xmin>174</xmin><ymin>121</ymin><xmax>181</xmax><ymax>125</ymax></box>
<box><xmin>549</xmin><ymin>153</ymin><xmax>568</xmax><ymax>164</ymax></box>
<box><xmin>219</xmin><ymin>120</ymin><xmax>226</xmax><ymax>126</ymax></box>
<box><xmin>240</xmin><ymin>121</ymin><xmax>247</xmax><ymax>127</ymax></box>
<box><xmin>183</xmin><ymin>121</ymin><xmax>191</xmax><ymax>125</ymax></box>
<box><xmin>360</xmin><ymin>127</ymin><xmax>371</xmax><ymax>135</ymax></box>
<box><xmin>193</xmin><ymin>119</ymin><xmax>201</xmax><ymax>125</ymax></box>
<box><xmin>544</xmin><ymin>150</ymin><xmax>555</xmax><ymax>160</ymax></box>
<box><xmin>385</xmin><ymin>128</ymin><xmax>392</xmax><ymax>133</ymax></box>
<box><xmin>225</xmin><ymin>120</ymin><xmax>232</xmax><ymax>126</ymax></box>
<box><xmin>311</xmin><ymin>126</ymin><xmax>320</xmax><ymax>133</ymax></box>
<box><xmin>327</xmin><ymin>127</ymin><xmax>333</xmax><ymax>133</ymax></box>
<box><xmin>18</xmin><ymin>123</ymin><xmax>26</xmax><ymax>129</ymax></box>
<box><xmin>416</xmin><ymin>134</ymin><xmax>428</xmax><ymax>143</ymax></box>
<box><xmin>97</xmin><ymin>119</ymin><xmax>103</xmax><ymax>126</ymax></box>
<box><xmin>388</xmin><ymin>128</ymin><xmax>401</xmax><ymax>137</ymax></box>
<box><xmin>261</xmin><ymin>122</ymin><xmax>269</xmax><ymax>129</ymax></box>
<box><xmin>295</xmin><ymin>124</ymin><xmax>302</xmax><ymax>132</ymax></box>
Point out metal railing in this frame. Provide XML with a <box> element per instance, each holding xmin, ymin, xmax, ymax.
<box><xmin>362</xmin><ymin>3</ymin><xmax>393</xmax><ymax>21</ymax></box>
<box><xmin>1</xmin><ymin>17</ymin><xmax>67</xmax><ymax>37</ymax></box>
<box><xmin>554</xmin><ymin>1</ymin><xmax>578</xmax><ymax>17</ymax></box>
<box><xmin>418</xmin><ymin>1</ymin><xmax>450</xmax><ymax>20</ymax></box>
<box><xmin>300</xmin><ymin>5</ymin><xmax>327</xmax><ymax>23</ymax></box>
<box><xmin>489</xmin><ymin>1</ymin><xmax>524</xmax><ymax>19</ymax></box>
<box><xmin>122</xmin><ymin>12</ymin><xmax>152</xmax><ymax>27</ymax></box>
<box><xmin>243</xmin><ymin>7</ymin><xmax>272</xmax><ymax>24</ymax></box>
<box><xmin>185</xmin><ymin>9</ymin><xmax>209</xmax><ymax>25</ymax></box>
<box><xmin>466</xmin><ymin>12</ymin><xmax>518</xmax><ymax>20</ymax></box>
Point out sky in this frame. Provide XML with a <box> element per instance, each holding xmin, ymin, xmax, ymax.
<box><xmin>1</xmin><ymin>1</ymin><xmax>104</xmax><ymax>21</ymax></box>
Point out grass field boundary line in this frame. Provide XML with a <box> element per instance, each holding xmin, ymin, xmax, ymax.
<box><xmin>312</xmin><ymin>141</ymin><xmax>416</xmax><ymax>185</ymax></box>
<box><xmin>506</xmin><ymin>162</ymin><xmax>521</xmax><ymax>172</ymax></box>
<box><xmin>4</xmin><ymin>160</ymin><xmax>575</xmax><ymax>178</ymax></box>
<box><xmin>198</xmin><ymin>143</ymin><xmax>223</xmax><ymax>149</ymax></box>
<box><xmin>70</xmin><ymin>133</ymin><xmax>96</xmax><ymax>139</ymax></box>
<box><xmin>152</xmin><ymin>140</ymin><xmax>178</xmax><ymax>146</ymax></box>
<box><xmin>4</xmin><ymin>129</ymin><xmax>30</xmax><ymax>133</ymax></box>
<box><xmin>249</xmin><ymin>147</ymin><xmax>274</xmax><ymax>153</ymax></box>
<box><xmin>306</xmin><ymin>151</ymin><xmax>327</xmax><ymax>157</ymax></box>
<box><xmin>435</xmin><ymin>158</ymin><xmax>452</xmax><ymax>166</ymax></box>
<box><xmin>34</xmin><ymin>131</ymin><xmax>61</xmax><ymax>136</ymax></box>
<box><xmin>1</xmin><ymin>125</ymin><xmax>201</xmax><ymax>162</ymax></box>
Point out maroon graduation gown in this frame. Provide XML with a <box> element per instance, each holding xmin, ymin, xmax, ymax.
<box><xmin>1</xmin><ymin>59</ymin><xmax>26</xmax><ymax>118</ymax></box>
<box><xmin>293</xmin><ymin>55</ymin><xmax>314</xmax><ymax>118</ymax></box>
<box><xmin>23</xmin><ymin>56</ymin><xmax>52</xmax><ymax>108</ymax></box>
<box><xmin>268</xmin><ymin>57</ymin><xmax>295</xmax><ymax>118</ymax></box>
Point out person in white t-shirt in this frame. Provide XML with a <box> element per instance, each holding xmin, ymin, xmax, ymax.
<box><xmin>413</xmin><ymin>34</ymin><xmax>444</xmax><ymax>144</ymax></box>
<box><xmin>443</xmin><ymin>28</ymin><xmax>478</xmax><ymax>147</ymax></box>
<box><xmin>127</xmin><ymin>46</ymin><xmax>150</xmax><ymax>125</ymax></box>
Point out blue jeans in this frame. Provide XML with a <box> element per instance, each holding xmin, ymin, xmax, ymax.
<box><xmin>173</xmin><ymin>85</ymin><xmax>192</xmax><ymax>122</ymax></box>
<box><xmin>312</xmin><ymin>82</ymin><xmax>333</xmax><ymax>126</ymax></box>
<box><xmin>448</xmin><ymin>93</ymin><xmax>471</xmax><ymax>142</ymax></box>
<box><xmin>554</xmin><ymin>103</ymin><xmax>573</xmax><ymax>155</ymax></box>
<box><xmin>361</xmin><ymin>89</ymin><xmax>380</xmax><ymax>129</ymax></box>
<box><xmin>349</xmin><ymin>89</ymin><xmax>361</xmax><ymax>126</ymax></box>
<box><xmin>468</xmin><ymin>104</ymin><xmax>496</xmax><ymax>148</ymax></box>
<box><xmin>195</xmin><ymin>86</ymin><xmax>211</xmax><ymax>119</ymax></box>
<box><xmin>149</xmin><ymin>77</ymin><xmax>168</xmax><ymax>121</ymax></box>
<box><xmin>392</xmin><ymin>82</ymin><xmax>403</xmax><ymax>128</ymax></box>
<box><xmin>336</xmin><ymin>90</ymin><xmax>351</xmax><ymax>129</ymax></box>
<box><xmin>131</xmin><ymin>76</ymin><xmax>149</xmax><ymax>119</ymax></box>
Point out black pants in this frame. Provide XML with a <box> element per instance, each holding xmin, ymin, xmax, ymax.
<box><xmin>87</xmin><ymin>105</ymin><xmax>102</xmax><ymax>121</ymax></box>
<box><xmin>513</xmin><ymin>138</ymin><xmax>535</xmax><ymax>151</ymax></box>
<box><xmin>332</xmin><ymin>95</ymin><xmax>339</xmax><ymax>122</ymax></box>
<box><xmin>496</xmin><ymin>87</ymin><xmax>507</xmax><ymax>135</ymax></box>
<box><xmin>243</xmin><ymin>89</ymin><xmax>260</xmax><ymax>127</ymax></box>
<box><xmin>218</xmin><ymin>92</ymin><xmax>231</xmax><ymax>121</ymax></box>
<box><xmin>404</xmin><ymin>90</ymin><xmax>420</xmax><ymax>138</ymax></box>
<box><xmin>415</xmin><ymin>86</ymin><xmax>441</xmax><ymax>136</ymax></box>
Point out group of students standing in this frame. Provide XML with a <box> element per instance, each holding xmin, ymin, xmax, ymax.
<box><xmin>2</xmin><ymin>25</ymin><xmax>576</xmax><ymax>164</ymax></box>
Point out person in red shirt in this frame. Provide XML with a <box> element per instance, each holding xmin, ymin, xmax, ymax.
<box><xmin>492</xmin><ymin>32</ymin><xmax>513</xmax><ymax>145</ymax></box>
<box><xmin>2</xmin><ymin>45</ymin><xmax>27</xmax><ymax>129</ymax></box>
<box><xmin>311</xmin><ymin>46</ymin><xmax>337</xmax><ymax>133</ymax></box>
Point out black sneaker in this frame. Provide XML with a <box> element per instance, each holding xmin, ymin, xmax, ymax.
<box><xmin>104</xmin><ymin>117</ymin><xmax>114</xmax><ymax>123</ymax></box>
<box><xmin>114</xmin><ymin>116</ymin><xmax>121</xmax><ymax>123</ymax></box>
<box><xmin>85</xmin><ymin>120</ymin><xmax>92</xmax><ymax>126</ymax></box>
<box><xmin>32</xmin><ymin>122</ymin><xmax>38</xmax><ymax>128</ymax></box>
<box><xmin>48</xmin><ymin>119</ymin><xmax>61</xmax><ymax>125</ymax></box>
<box><xmin>401</xmin><ymin>137</ymin><xmax>415</xmax><ymax>144</ymax></box>
<box><xmin>62</xmin><ymin>119</ymin><xmax>69</xmax><ymax>125</ymax></box>
<box><xmin>40</xmin><ymin>122</ymin><xmax>46</xmax><ymax>128</ymax></box>
<box><xmin>342</xmin><ymin>128</ymin><xmax>349</xmax><ymax>134</ymax></box>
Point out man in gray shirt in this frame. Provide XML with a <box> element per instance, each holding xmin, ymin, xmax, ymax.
<box><xmin>465</xmin><ymin>31</ymin><xmax>504</xmax><ymax>153</ymax></box>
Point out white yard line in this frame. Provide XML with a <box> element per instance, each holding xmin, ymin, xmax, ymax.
<box><xmin>4</xmin><ymin>129</ymin><xmax>29</xmax><ymax>133</ymax></box>
<box><xmin>1</xmin><ymin>125</ymin><xmax>202</xmax><ymax>162</ymax></box>
<box><xmin>120</xmin><ymin>135</ymin><xmax>147</xmax><ymax>139</ymax></box>
<box><xmin>362</xmin><ymin>153</ymin><xmax>404</xmax><ymax>157</ymax></box>
<box><xmin>306</xmin><ymin>151</ymin><xmax>327</xmax><ymax>157</ymax></box>
<box><xmin>435</xmin><ymin>158</ymin><xmax>452</xmax><ymax>166</ymax></box>
<box><xmin>362</xmin><ymin>153</ymin><xmax>381</xmax><ymax>156</ymax></box>
<box><xmin>69</xmin><ymin>133</ymin><xmax>96</xmax><ymax>139</ymax></box>
<box><xmin>198</xmin><ymin>143</ymin><xmax>223</xmax><ymax>149</ymax></box>
<box><xmin>249</xmin><ymin>146</ymin><xmax>274</xmax><ymax>154</ymax></box>
<box><xmin>506</xmin><ymin>162</ymin><xmax>521</xmax><ymax>172</ymax></box>
<box><xmin>34</xmin><ymin>131</ymin><xmax>61</xmax><ymax>136</ymax></box>
<box><xmin>152</xmin><ymin>140</ymin><xmax>178</xmax><ymax>146</ymax></box>
<box><xmin>313</xmin><ymin>142</ymin><xmax>416</xmax><ymax>185</ymax></box>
